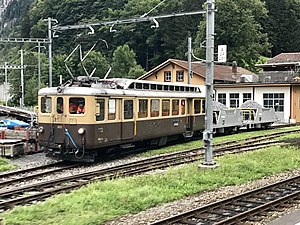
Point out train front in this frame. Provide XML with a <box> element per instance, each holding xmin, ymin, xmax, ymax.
<box><xmin>37</xmin><ymin>86</ymin><xmax>99</xmax><ymax>162</ymax></box>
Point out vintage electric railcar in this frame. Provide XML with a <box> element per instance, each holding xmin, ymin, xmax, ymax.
<box><xmin>37</xmin><ymin>77</ymin><xmax>206</xmax><ymax>161</ymax></box>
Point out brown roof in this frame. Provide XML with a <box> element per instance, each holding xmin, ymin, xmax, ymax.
<box><xmin>138</xmin><ymin>59</ymin><xmax>255</xmax><ymax>82</ymax></box>
<box><xmin>267</xmin><ymin>52</ymin><xmax>300</xmax><ymax>64</ymax></box>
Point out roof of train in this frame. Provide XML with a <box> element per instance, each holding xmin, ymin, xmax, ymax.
<box><xmin>38</xmin><ymin>78</ymin><xmax>206</xmax><ymax>98</ymax></box>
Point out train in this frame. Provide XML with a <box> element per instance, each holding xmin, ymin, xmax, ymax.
<box><xmin>37</xmin><ymin>76</ymin><xmax>278</xmax><ymax>162</ymax></box>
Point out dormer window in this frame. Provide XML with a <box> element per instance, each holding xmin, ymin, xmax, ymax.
<box><xmin>164</xmin><ymin>71</ymin><xmax>171</xmax><ymax>82</ymax></box>
<box><xmin>176</xmin><ymin>70</ymin><xmax>184</xmax><ymax>82</ymax></box>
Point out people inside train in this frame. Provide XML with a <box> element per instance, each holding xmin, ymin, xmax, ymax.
<box><xmin>77</xmin><ymin>101</ymin><xmax>85</xmax><ymax>114</ymax></box>
<box><xmin>69</xmin><ymin>103</ymin><xmax>78</xmax><ymax>114</ymax></box>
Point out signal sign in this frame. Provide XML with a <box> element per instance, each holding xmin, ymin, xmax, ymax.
<box><xmin>218</xmin><ymin>45</ymin><xmax>227</xmax><ymax>62</ymax></box>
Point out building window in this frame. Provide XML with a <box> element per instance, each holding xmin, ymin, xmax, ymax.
<box><xmin>243</xmin><ymin>93</ymin><xmax>252</xmax><ymax>103</ymax></box>
<box><xmin>176</xmin><ymin>71</ymin><xmax>184</xmax><ymax>82</ymax></box>
<box><xmin>164</xmin><ymin>71</ymin><xmax>171</xmax><ymax>82</ymax></box>
<box><xmin>229</xmin><ymin>93</ymin><xmax>239</xmax><ymax>108</ymax></box>
<box><xmin>263</xmin><ymin>93</ymin><xmax>284</xmax><ymax>112</ymax></box>
<box><xmin>218</xmin><ymin>93</ymin><xmax>226</xmax><ymax>105</ymax></box>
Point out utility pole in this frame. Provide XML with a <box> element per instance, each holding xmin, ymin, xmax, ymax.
<box><xmin>188</xmin><ymin>37</ymin><xmax>192</xmax><ymax>85</ymax></box>
<box><xmin>200</xmin><ymin>0</ymin><xmax>218</xmax><ymax>168</ymax></box>
<box><xmin>48</xmin><ymin>17</ymin><xmax>53</xmax><ymax>87</ymax></box>
<box><xmin>37</xmin><ymin>42</ymin><xmax>41</xmax><ymax>89</ymax></box>
<box><xmin>20</xmin><ymin>49</ymin><xmax>24</xmax><ymax>108</ymax></box>
<box><xmin>4</xmin><ymin>61</ymin><xmax>7</xmax><ymax>106</ymax></box>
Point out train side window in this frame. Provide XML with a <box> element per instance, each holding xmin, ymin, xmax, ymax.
<box><xmin>41</xmin><ymin>97</ymin><xmax>52</xmax><ymax>113</ymax></box>
<box><xmin>181</xmin><ymin>100</ymin><xmax>186</xmax><ymax>115</ymax></box>
<box><xmin>138</xmin><ymin>99</ymin><xmax>148</xmax><ymax>118</ymax></box>
<box><xmin>108</xmin><ymin>99</ymin><xmax>116</xmax><ymax>120</ymax></box>
<box><xmin>124</xmin><ymin>100</ymin><xmax>133</xmax><ymax>119</ymax></box>
<box><xmin>69</xmin><ymin>97</ymin><xmax>85</xmax><ymax>114</ymax></box>
<box><xmin>150</xmin><ymin>99</ymin><xmax>160</xmax><ymax>117</ymax></box>
<box><xmin>201</xmin><ymin>100</ymin><xmax>206</xmax><ymax>114</ymax></box>
<box><xmin>96</xmin><ymin>99</ymin><xmax>105</xmax><ymax>121</ymax></box>
<box><xmin>194</xmin><ymin>100</ymin><xmax>201</xmax><ymax>114</ymax></box>
<box><xmin>162</xmin><ymin>100</ymin><xmax>170</xmax><ymax>116</ymax></box>
<box><xmin>172</xmin><ymin>100</ymin><xmax>179</xmax><ymax>116</ymax></box>
<box><xmin>57</xmin><ymin>97</ymin><xmax>64</xmax><ymax>114</ymax></box>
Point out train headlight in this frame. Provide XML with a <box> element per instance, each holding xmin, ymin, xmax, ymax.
<box><xmin>38</xmin><ymin>126</ymin><xmax>44</xmax><ymax>134</ymax></box>
<box><xmin>78</xmin><ymin>128</ymin><xmax>86</xmax><ymax>135</ymax></box>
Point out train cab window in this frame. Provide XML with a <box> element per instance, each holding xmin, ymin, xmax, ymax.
<box><xmin>108</xmin><ymin>99</ymin><xmax>116</xmax><ymax>120</ymax></box>
<box><xmin>194</xmin><ymin>100</ymin><xmax>201</xmax><ymax>114</ymax></box>
<box><xmin>69</xmin><ymin>98</ymin><xmax>85</xmax><ymax>114</ymax></box>
<box><xmin>162</xmin><ymin>100</ymin><xmax>170</xmax><ymax>116</ymax></box>
<box><xmin>138</xmin><ymin>99</ymin><xmax>148</xmax><ymax>118</ymax></box>
<box><xmin>150</xmin><ymin>99</ymin><xmax>160</xmax><ymax>117</ymax></box>
<box><xmin>96</xmin><ymin>99</ymin><xmax>105</xmax><ymax>121</ymax></box>
<box><xmin>124</xmin><ymin>100</ymin><xmax>133</xmax><ymax>119</ymax></box>
<box><xmin>181</xmin><ymin>100</ymin><xmax>186</xmax><ymax>115</ymax></box>
<box><xmin>201</xmin><ymin>100</ymin><xmax>206</xmax><ymax>114</ymax></box>
<box><xmin>41</xmin><ymin>96</ymin><xmax>52</xmax><ymax>113</ymax></box>
<box><xmin>56</xmin><ymin>97</ymin><xmax>64</xmax><ymax>114</ymax></box>
<box><xmin>172</xmin><ymin>100</ymin><xmax>179</xmax><ymax>116</ymax></box>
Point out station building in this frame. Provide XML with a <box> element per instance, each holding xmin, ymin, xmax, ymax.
<box><xmin>138</xmin><ymin>53</ymin><xmax>300</xmax><ymax>123</ymax></box>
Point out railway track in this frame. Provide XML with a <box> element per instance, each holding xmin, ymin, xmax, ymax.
<box><xmin>0</xmin><ymin>129</ymin><xmax>295</xmax><ymax>212</ymax></box>
<box><xmin>0</xmin><ymin>128</ymin><xmax>295</xmax><ymax>189</ymax></box>
<box><xmin>149</xmin><ymin>175</ymin><xmax>300</xmax><ymax>225</ymax></box>
<box><xmin>0</xmin><ymin>162</ymin><xmax>83</xmax><ymax>190</ymax></box>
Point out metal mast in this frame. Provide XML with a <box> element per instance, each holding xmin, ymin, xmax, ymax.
<box><xmin>201</xmin><ymin>0</ymin><xmax>218</xmax><ymax>168</ymax></box>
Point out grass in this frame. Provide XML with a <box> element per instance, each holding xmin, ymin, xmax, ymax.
<box><xmin>139</xmin><ymin>126</ymin><xmax>300</xmax><ymax>157</ymax></box>
<box><xmin>2</xmin><ymin>141</ymin><xmax>300</xmax><ymax>225</ymax></box>
<box><xmin>0</xmin><ymin>157</ymin><xmax>15</xmax><ymax>172</ymax></box>
<box><xmin>1</xmin><ymin>127</ymin><xmax>300</xmax><ymax>225</ymax></box>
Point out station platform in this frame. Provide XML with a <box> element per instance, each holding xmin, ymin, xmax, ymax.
<box><xmin>268</xmin><ymin>209</ymin><xmax>300</xmax><ymax>225</ymax></box>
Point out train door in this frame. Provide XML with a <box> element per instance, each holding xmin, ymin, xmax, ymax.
<box><xmin>54</xmin><ymin>97</ymin><xmax>66</xmax><ymax>123</ymax></box>
<box><xmin>107</xmin><ymin>98</ymin><xmax>122</xmax><ymax>141</ymax></box>
<box><xmin>121</xmin><ymin>98</ymin><xmax>135</xmax><ymax>140</ymax></box>
<box><xmin>186</xmin><ymin>98</ymin><xmax>194</xmax><ymax>131</ymax></box>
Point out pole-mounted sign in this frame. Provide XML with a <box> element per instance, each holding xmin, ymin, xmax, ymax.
<box><xmin>217</xmin><ymin>45</ymin><xmax>227</xmax><ymax>62</ymax></box>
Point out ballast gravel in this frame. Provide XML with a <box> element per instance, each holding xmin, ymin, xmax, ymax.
<box><xmin>4</xmin><ymin>153</ymin><xmax>300</xmax><ymax>225</ymax></box>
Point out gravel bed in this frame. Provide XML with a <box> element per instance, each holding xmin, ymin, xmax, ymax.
<box><xmin>3</xmin><ymin>153</ymin><xmax>300</xmax><ymax>224</ymax></box>
<box><xmin>1</xmin><ymin>153</ymin><xmax>150</xmax><ymax>191</ymax></box>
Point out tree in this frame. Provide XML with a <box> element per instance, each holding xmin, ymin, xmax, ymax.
<box><xmin>111</xmin><ymin>44</ymin><xmax>145</xmax><ymax>78</ymax></box>
<box><xmin>263</xmin><ymin>0</ymin><xmax>300</xmax><ymax>56</ymax></box>
<box><xmin>194</xmin><ymin>0</ymin><xmax>271</xmax><ymax>71</ymax></box>
<box><xmin>78</xmin><ymin>50</ymin><xmax>110</xmax><ymax>79</ymax></box>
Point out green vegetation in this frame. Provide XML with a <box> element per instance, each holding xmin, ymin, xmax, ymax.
<box><xmin>2</xmin><ymin>0</ymin><xmax>300</xmax><ymax>106</ymax></box>
<box><xmin>139</xmin><ymin>126</ymin><xmax>300</xmax><ymax>157</ymax></box>
<box><xmin>0</xmin><ymin>157</ymin><xmax>15</xmax><ymax>172</ymax></box>
<box><xmin>1</xmin><ymin>130</ymin><xmax>300</xmax><ymax>225</ymax></box>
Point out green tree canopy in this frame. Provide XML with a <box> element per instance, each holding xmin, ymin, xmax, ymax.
<box><xmin>111</xmin><ymin>44</ymin><xmax>145</xmax><ymax>78</ymax></box>
<box><xmin>195</xmin><ymin>0</ymin><xmax>271</xmax><ymax>71</ymax></box>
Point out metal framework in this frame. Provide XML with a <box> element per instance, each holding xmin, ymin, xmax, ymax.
<box><xmin>53</xmin><ymin>11</ymin><xmax>206</xmax><ymax>32</ymax></box>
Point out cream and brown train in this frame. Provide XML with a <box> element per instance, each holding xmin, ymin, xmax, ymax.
<box><xmin>37</xmin><ymin>77</ymin><xmax>206</xmax><ymax>161</ymax></box>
